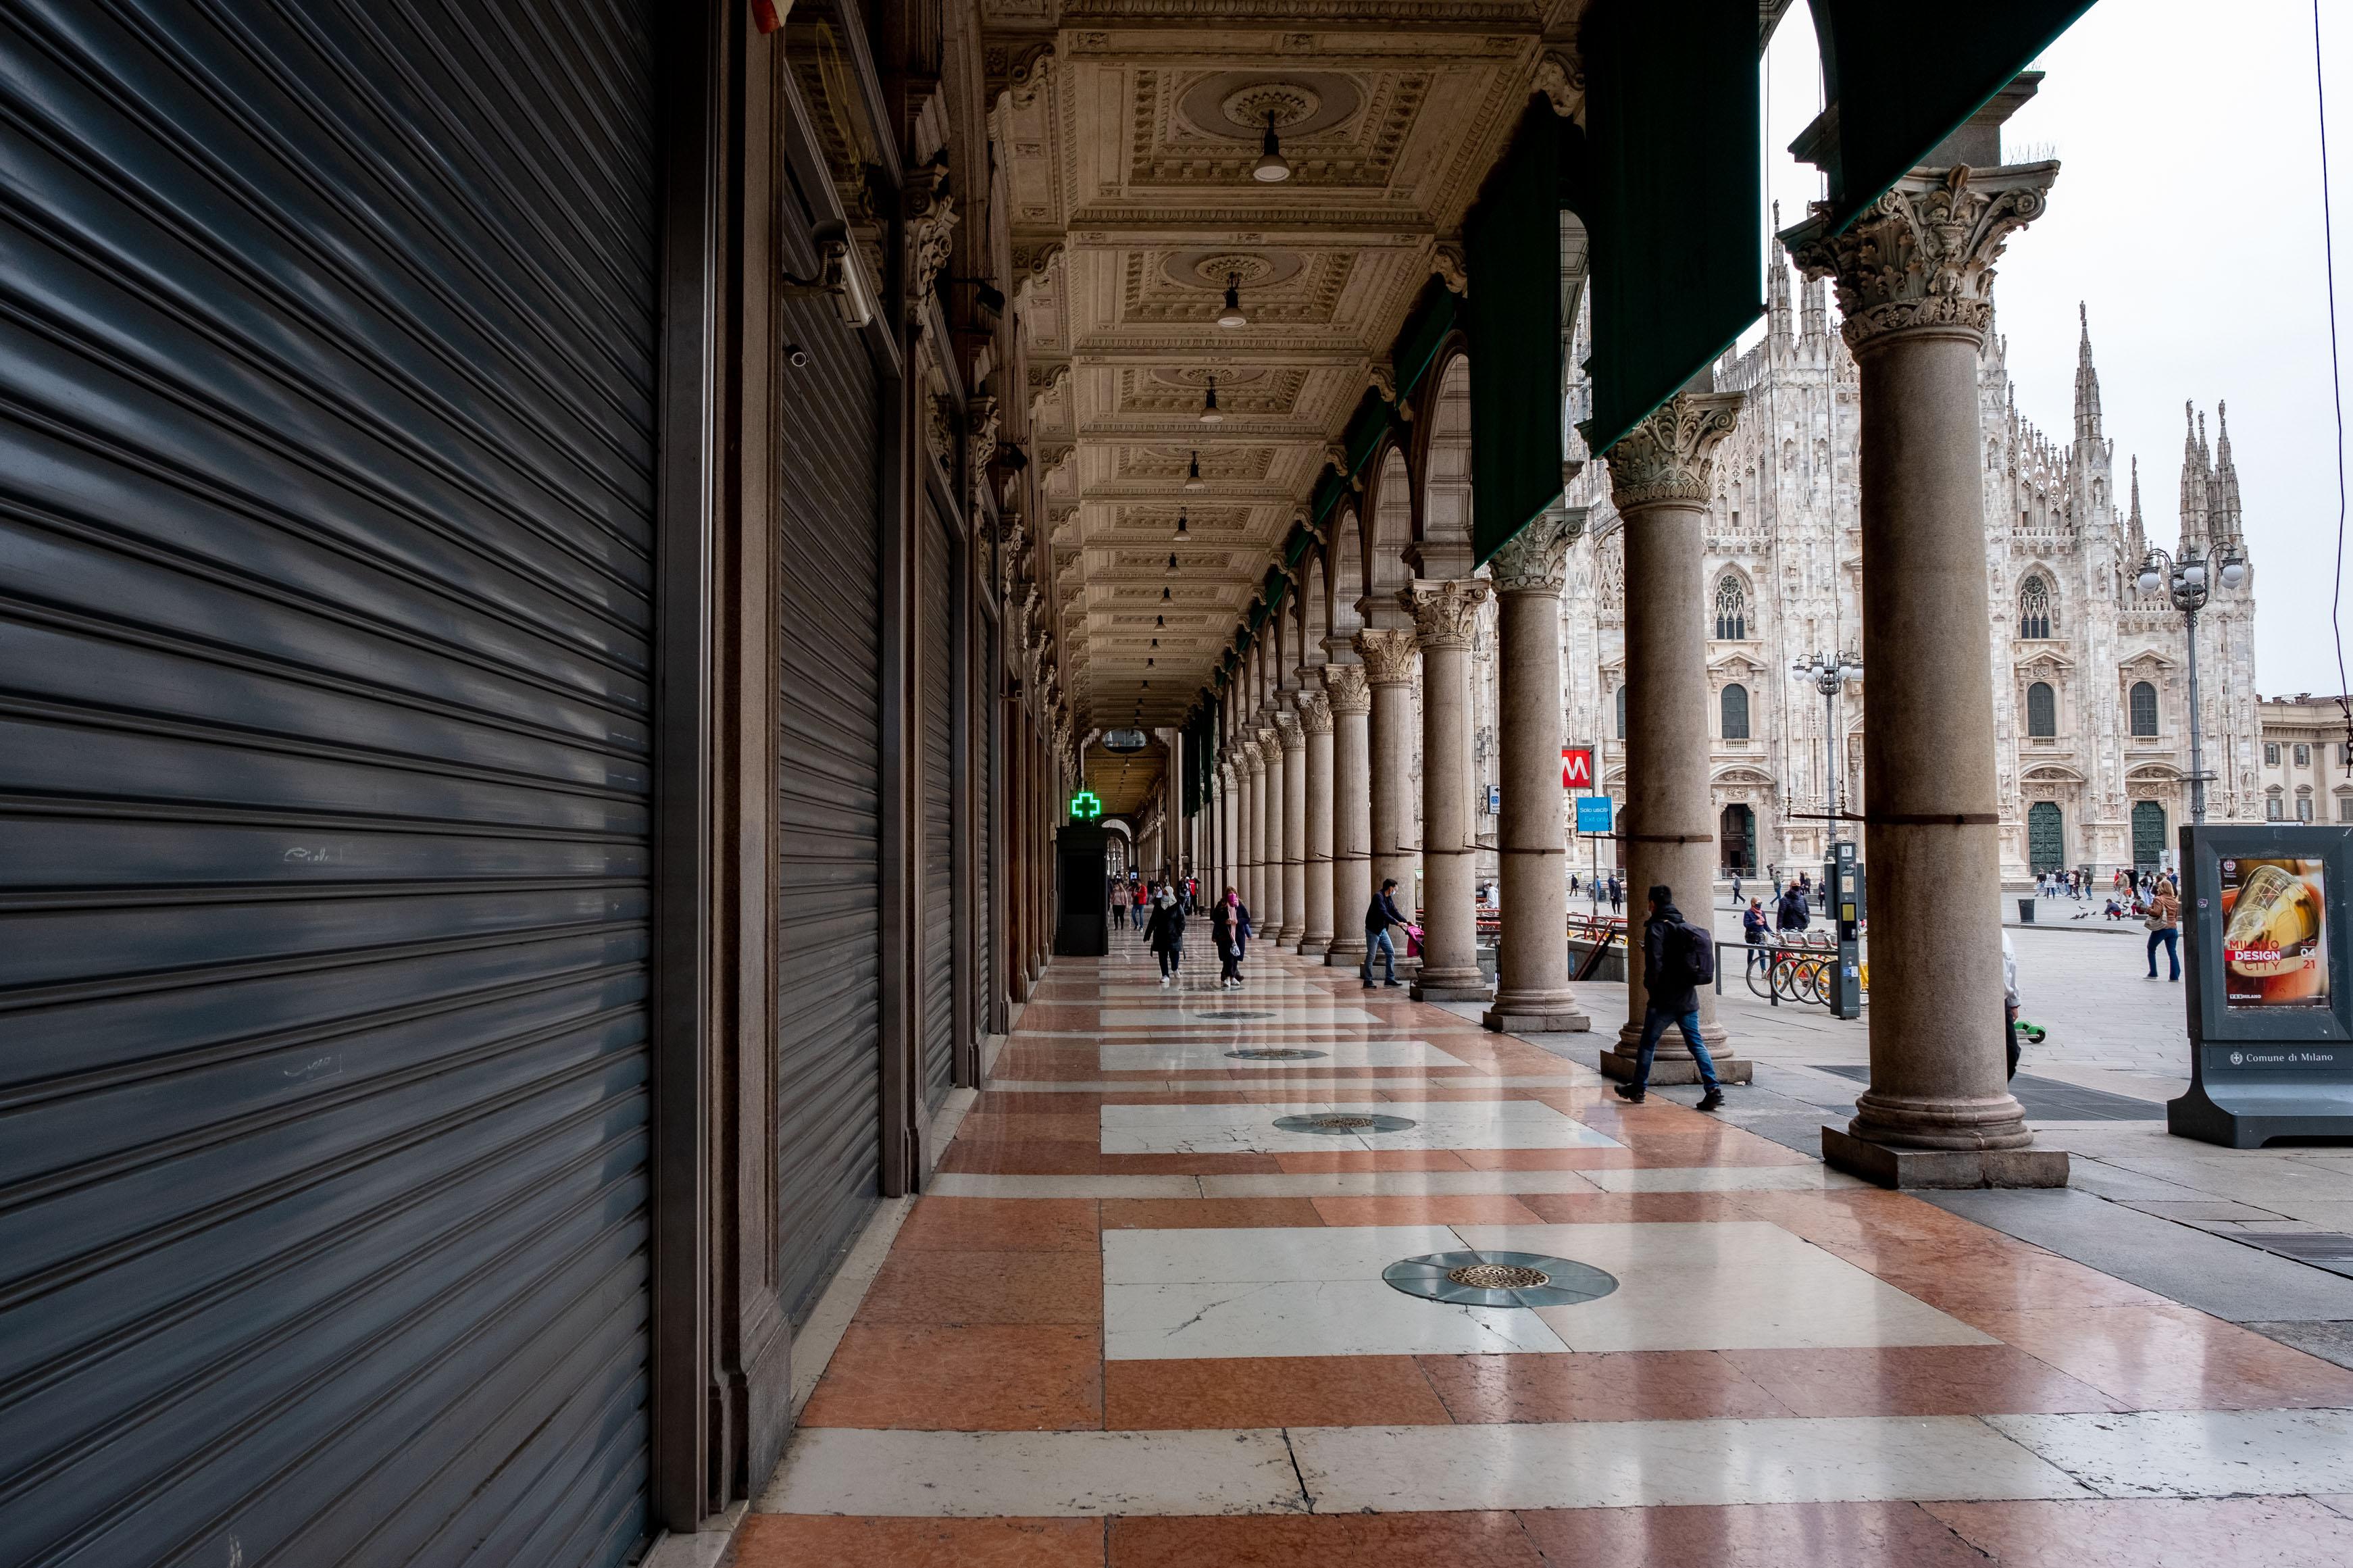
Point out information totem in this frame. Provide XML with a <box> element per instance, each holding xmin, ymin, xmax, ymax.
<box><xmin>1824</xmin><ymin>841</ymin><xmax>1865</xmax><ymax>1020</ymax></box>
<box><xmin>2169</xmin><ymin>824</ymin><xmax>2353</xmax><ymax>1146</ymax></box>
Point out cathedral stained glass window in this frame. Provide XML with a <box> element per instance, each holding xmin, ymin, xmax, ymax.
<box><xmin>2019</xmin><ymin>575</ymin><xmax>2054</xmax><ymax>639</ymax></box>
<box><xmin>1713</xmin><ymin>574</ymin><xmax>1746</xmax><ymax>640</ymax></box>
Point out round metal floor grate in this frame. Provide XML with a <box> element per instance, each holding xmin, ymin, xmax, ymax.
<box><xmin>1227</xmin><ymin>1047</ymin><xmax>1328</xmax><ymax>1061</ymax></box>
<box><xmin>1384</xmin><ymin>1250</ymin><xmax>1619</xmax><ymax>1309</ymax></box>
<box><xmin>1196</xmin><ymin>1009</ymin><xmax>1276</xmax><ymax>1019</ymax></box>
<box><xmin>1271</xmin><ymin>1111</ymin><xmax>1418</xmax><ymax>1136</ymax></box>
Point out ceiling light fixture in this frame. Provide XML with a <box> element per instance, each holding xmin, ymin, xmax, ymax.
<box><xmin>1173</xmin><ymin>507</ymin><xmax>1189</xmax><ymax>540</ymax></box>
<box><xmin>1253</xmin><ymin>110</ymin><xmax>1292</xmax><ymax>183</ymax></box>
<box><xmin>1186</xmin><ymin>451</ymin><xmax>1205</xmax><ymax>492</ymax></box>
<box><xmin>1161</xmin><ymin>584</ymin><xmax>1172</xmax><ymax>602</ymax></box>
<box><xmin>1199</xmin><ymin>374</ymin><xmax>1221</xmax><ymax>424</ymax></box>
<box><xmin>1155</xmin><ymin>614</ymin><xmax>1165</xmax><ymax>628</ymax></box>
<box><xmin>1167</xmin><ymin>550</ymin><xmax>1180</xmax><ymax>572</ymax></box>
<box><xmin>1217</xmin><ymin>271</ymin><xmax>1248</xmax><ymax>329</ymax></box>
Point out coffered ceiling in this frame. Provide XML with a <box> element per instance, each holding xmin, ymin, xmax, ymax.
<box><xmin>988</xmin><ymin>3</ymin><xmax>1583</xmax><ymax>772</ymax></box>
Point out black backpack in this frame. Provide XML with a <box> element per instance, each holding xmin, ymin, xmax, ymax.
<box><xmin>1661</xmin><ymin>919</ymin><xmax>1714</xmax><ymax>987</ymax></box>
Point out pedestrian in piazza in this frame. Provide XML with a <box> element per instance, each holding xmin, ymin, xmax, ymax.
<box><xmin>1144</xmin><ymin>887</ymin><xmax>1186</xmax><ymax>987</ymax></box>
<box><xmin>1776</xmin><ymin>880</ymin><xmax>1811</xmax><ymax>935</ymax></box>
<box><xmin>1212</xmin><ymin>885</ymin><xmax>1253</xmax><ymax>989</ymax></box>
<box><xmin>1742</xmin><ymin>896</ymin><xmax>1771</xmax><ymax>975</ymax></box>
<box><xmin>1110</xmin><ymin>884</ymin><xmax>1128</xmax><ymax>929</ymax></box>
<box><xmin>1363</xmin><ymin>878</ymin><xmax>1408</xmax><ymax>988</ymax></box>
<box><xmin>2144</xmin><ymin>880</ymin><xmax>2182</xmax><ymax>982</ymax></box>
<box><xmin>1607</xmin><ymin>876</ymin><xmax>1623</xmax><ymax>914</ymax></box>
<box><xmin>1613</xmin><ymin>884</ymin><xmax>1725</xmax><ymax>1112</ymax></box>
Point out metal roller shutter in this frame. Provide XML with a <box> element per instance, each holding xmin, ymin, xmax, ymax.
<box><xmin>978</xmin><ymin>635</ymin><xmax>996</xmax><ymax>1040</ymax></box>
<box><xmin>0</xmin><ymin>2</ymin><xmax>657</xmax><ymax>1564</ymax></box>
<box><xmin>774</xmin><ymin>217</ymin><xmax>882</xmax><ymax>1323</ymax></box>
<box><xmin>919</xmin><ymin>509</ymin><xmax>955</xmax><ymax>1109</ymax></box>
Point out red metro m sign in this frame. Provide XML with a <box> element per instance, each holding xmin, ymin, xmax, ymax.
<box><xmin>1561</xmin><ymin>747</ymin><xmax>1593</xmax><ymax>790</ymax></box>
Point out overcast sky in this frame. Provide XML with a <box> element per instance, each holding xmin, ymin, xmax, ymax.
<box><xmin>1754</xmin><ymin>1</ymin><xmax>2353</xmax><ymax>699</ymax></box>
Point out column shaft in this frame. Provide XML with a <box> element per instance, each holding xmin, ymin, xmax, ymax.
<box><xmin>1280</xmin><ymin>719</ymin><xmax>1307</xmax><ymax>947</ymax></box>
<box><xmin>1324</xmin><ymin>665</ymin><xmax>1372</xmax><ymax>967</ymax></box>
<box><xmin>1248</xmin><ymin>743</ymin><xmax>1269</xmax><ymax>928</ymax></box>
<box><xmin>1405</xmin><ymin>581</ymin><xmax>1492</xmax><ymax>1001</ymax></box>
<box><xmin>1258</xmin><ymin>728</ymin><xmax>1286</xmax><ymax>940</ymax></box>
<box><xmin>1358</xmin><ymin>629</ymin><xmax>1421</xmax><ymax>963</ymax></box>
<box><xmin>1486</xmin><ymin>515</ymin><xmax>1590</xmax><ymax>1032</ymax></box>
<box><xmin>1298</xmin><ymin>690</ymin><xmax>1335</xmax><ymax>955</ymax></box>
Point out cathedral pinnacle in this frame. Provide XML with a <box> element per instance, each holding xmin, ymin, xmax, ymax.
<box><xmin>2179</xmin><ymin>402</ymin><xmax>2212</xmax><ymax>551</ymax></box>
<box><xmin>2073</xmin><ymin>302</ymin><xmax>2102</xmax><ymax>447</ymax></box>
<box><xmin>2211</xmin><ymin>399</ymin><xmax>2243</xmax><ymax>547</ymax></box>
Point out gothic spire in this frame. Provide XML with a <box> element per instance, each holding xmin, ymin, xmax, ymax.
<box><xmin>2179</xmin><ymin>401</ymin><xmax>2210</xmax><ymax>550</ymax></box>
<box><xmin>2127</xmin><ymin>454</ymin><xmax>2146</xmax><ymax>555</ymax></box>
<box><xmin>2212</xmin><ymin>399</ymin><xmax>2243</xmax><ymax>547</ymax></box>
<box><xmin>1768</xmin><ymin>205</ymin><xmax>1794</xmax><ymax>345</ymax></box>
<box><xmin>2073</xmin><ymin>302</ymin><xmax>2102</xmax><ymax>447</ymax></box>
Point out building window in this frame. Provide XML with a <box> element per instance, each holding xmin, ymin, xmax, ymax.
<box><xmin>2299</xmin><ymin>792</ymin><xmax>2315</xmax><ymax>823</ymax></box>
<box><xmin>2296</xmin><ymin>743</ymin><xmax>2312</xmax><ymax>767</ymax></box>
<box><xmin>2339</xmin><ymin>795</ymin><xmax>2353</xmax><ymax>823</ymax></box>
<box><xmin>2019</xmin><ymin>574</ymin><xmax>2054</xmax><ymax>639</ymax></box>
<box><xmin>1615</xmin><ymin>683</ymin><xmax>1627</xmax><ymax>740</ymax></box>
<box><xmin>1721</xmin><ymin>683</ymin><xmax>1750</xmax><ymax>740</ymax></box>
<box><xmin>2025</xmin><ymin>680</ymin><xmax>2057</xmax><ymax>738</ymax></box>
<box><xmin>2267</xmin><ymin>742</ymin><xmax>2282</xmax><ymax>765</ymax></box>
<box><xmin>2268</xmin><ymin>789</ymin><xmax>2285</xmax><ymax>821</ymax></box>
<box><xmin>2129</xmin><ymin>681</ymin><xmax>2158</xmax><ymax>737</ymax></box>
<box><xmin>1713</xmin><ymin>574</ymin><xmax>1747</xmax><ymax>640</ymax></box>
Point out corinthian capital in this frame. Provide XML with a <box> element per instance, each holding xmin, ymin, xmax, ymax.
<box><xmin>1274</xmin><ymin>712</ymin><xmax>1305</xmax><ymax>751</ymax></box>
<box><xmin>1294</xmin><ymin>689</ymin><xmax>1332</xmax><ymax>735</ymax></box>
<box><xmin>1238</xmin><ymin>738</ymin><xmax>1264</xmax><ymax>776</ymax></box>
<box><xmin>1785</xmin><ymin>163</ymin><xmax>2056</xmax><ymax>353</ymax></box>
<box><xmin>1488</xmin><ymin>509</ymin><xmax>1587</xmax><ymax>595</ymax></box>
<box><xmin>901</xmin><ymin>165</ymin><xmax>959</xmax><ymax>324</ymax></box>
<box><xmin>1322</xmin><ymin>663</ymin><xmax>1371</xmax><ymax>715</ymax></box>
<box><xmin>1353</xmin><ymin>628</ymin><xmax>1419</xmax><ymax>687</ymax></box>
<box><xmin>1400</xmin><ymin>578</ymin><xmax>1492</xmax><ymax>649</ymax></box>
<box><xmin>1606</xmin><ymin>390</ymin><xmax>1744</xmax><ymax>511</ymax></box>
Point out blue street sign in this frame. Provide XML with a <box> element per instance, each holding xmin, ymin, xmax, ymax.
<box><xmin>1575</xmin><ymin>795</ymin><xmax>1613</xmax><ymax>834</ymax></box>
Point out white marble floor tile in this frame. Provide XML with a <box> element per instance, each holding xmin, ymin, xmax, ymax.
<box><xmin>1582</xmin><ymin>1165</ymin><xmax>1871</xmax><ymax>1192</ymax></box>
<box><xmin>756</xmin><ymin>1427</ymin><xmax>1309</xmax><ymax>1517</ymax></box>
<box><xmin>1098</xmin><ymin>1099</ymin><xmax>1621</xmax><ymax>1155</ymax></box>
<box><xmin>1113</xmin><ymin>1007</ymin><xmax>1382</xmax><ymax>1028</ymax></box>
<box><xmin>1988</xmin><ymin>1408</ymin><xmax>2353</xmax><ymax>1498</ymax></box>
<box><xmin>1105</xmin><ymin>1278</ymin><xmax>1571</xmax><ymax>1361</ymax></box>
<box><xmin>1094</xmin><ymin>1038</ymin><xmax>1469</xmax><ymax>1072</ymax></box>
<box><xmin>1289</xmin><ymin>1417</ymin><xmax>2089</xmax><ymax>1513</ymax></box>
<box><xmin>1447</xmin><ymin>1221</ymin><xmax>1994</xmax><ymax>1351</ymax></box>
<box><xmin>1101</xmin><ymin>1224</ymin><xmax>1458</xmax><ymax>1285</ymax></box>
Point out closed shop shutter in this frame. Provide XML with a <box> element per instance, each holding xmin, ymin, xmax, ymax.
<box><xmin>920</xmin><ymin>509</ymin><xmax>955</xmax><ymax>1109</ymax></box>
<box><xmin>0</xmin><ymin>3</ymin><xmax>658</xmax><ymax>1565</ymax></box>
<box><xmin>979</xmin><ymin>634</ymin><xmax>997</xmax><ymax>1038</ymax></box>
<box><xmin>774</xmin><ymin>218</ymin><xmax>882</xmax><ymax>1321</ymax></box>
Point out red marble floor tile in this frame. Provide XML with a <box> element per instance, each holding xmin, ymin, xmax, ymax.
<box><xmin>1098</xmin><ymin>1196</ymin><xmax>1326</xmax><ymax>1229</ymax></box>
<box><xmin>1517</xmin><ymin>1191</ymin><xmax>1753</xmax><ymax>1224</ymax></box>
<box><xmin>1109</xmin><ymin>1512</ymin><xmax>1544</xmax><ymax>1567</ymax></box>
<box><xmin>1416</xmin><ymin>1350</ymin><xmax>1794</xmax><ymax>1424</ymax></box>
<box><xmin>1102</xmin><ymin>1354</ymin><xmax>1453</xmax><ymax>1429</ymax></box>
<box><xmin>894</xmin><ymin>1197</ymin><xmax>1101</xmax><ymax>1253</ymax></box>
<box><xmin>934</xmin><ymin>1139</ymin><xmax>1103</xmax><ymax>1175</ymax></box>
<box><xmin>1003</xmin><ymin>1005</ymin><xmax>1105</xmax><ymax>1028</ymax></box>
<box><xmin>953</xmin><ymin>1112</ymin><xmax>1108</xmax><ymax>1144</ymax></box>
<box><xmin>737</xmin><ymin>1515</ymin><xmax>1107</xmax><ymax>1568</ymax></box>
<box><xmin>1100</xmin><ymin>1152</ymin><xmax>1287</xmax><ymax>1174</ymax></box>
<box><xmin>1273</xmin><ymin>1148</ymin><xmax>1474</xmax><ymax>1172</ymax></box>
<box><xmin>1451</xmin><ymin>1146</ymin><xmax>1646</xmax><ymax>1170</ymax></box>
<box><xmin>1923</xmin><ymin>1496</ymin><xmax>2353</xmax><ymax>1567</ymax></box>
<box><xmin>796</xmin><ymin>1324</ymin><xmax>1102</xmax><ymax>1430</ymax></box>
<box><xmin>976</xmin><ymin>1090</ymin><xmax>1107</xmax><ymax>1113</ymax></box>
<box><xmin>1309</xmin><ymin>1193</ymin><xmax>1546</xmax><ymax>1226</ymax></box>
<box><xmin>1719</xmin><ymin>1343</ymin><xmax>2123</xmax><ymax>1416</ymax></box>
<box><xmin>1515</xmin><ymin>1500</ymin><xmax>1987</xmax><ymax>1567</ymax></box>
<box><xmin>857</xmin><ymin>1248</ymin><xmax>1103</xmax><ymax>1325</ymax></box>
<box><xmin>1967</xmin><ymin>1304</ymin><xmax>2353</xmax><ymax>1410</ymax></box>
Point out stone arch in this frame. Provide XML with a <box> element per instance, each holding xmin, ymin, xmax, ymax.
<box><xmin>1363</xmin><ymin>444</ymin><xmax>1414</xmax><ymax>612</ymax></box>
<box><xmin>1299</xmin><ymin>549</ymin><xmax>1330</xmax><ymax>678</ymax></box>
<box><xmin>1328</xmin><ymin>503</ymin><xmax>1366</xmax><ymax>647</ymax></box>
<box><xmin>1415</xmin><ymin>351</ymin><xmax>1473</xmax><ymax>576</ymax></box>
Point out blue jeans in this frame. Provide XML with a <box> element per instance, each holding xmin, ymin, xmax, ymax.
<box><xmin>1633</xmin><ymin>1005</ymin><xmax>1719</xmax><ymax>1092</ymax></box>
<box><xmin>2147</xmin><ymin>927</ymin><xmax>2179</xmax><ymax>980</ymax></box>
<box><xmin>1363</xmin><ymin>926</ymin><xmax>1396</xmax><ymax>984</ymax></box>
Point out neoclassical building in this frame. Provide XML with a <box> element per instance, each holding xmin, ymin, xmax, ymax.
<box><xmin>1538</xmin><ymin>262</ymin><xmax>2261</xmax><ymax>884</ymax></box>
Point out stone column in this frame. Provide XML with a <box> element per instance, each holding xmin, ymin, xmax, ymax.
<box><xmin>1246</xmin><ymin>736</ymin><xmax>1271</xmax><ymax>925</ymax></box>
<box><xmin>1277</xmin><ymin>711</ymin><xmax>1307</xmax><ymax>947</ymax></box>
<box><xmin>1357</xmin><ymin>628</ymin><xmax>1421</xmax><ymax>958</ymax></box>
<box><xmin>1215</xmin><ymin>763</ymin><xmax>1236</xmax><ymax>902</ymax></box>
<box><xmin>1259</xmin><ymin>720</ymin><xmax>1289</xmax><ymax>943</ymax></box>
<box><xmin>1598</xmin><ymin>389</ymin><xmax>1753</xmax><ymax>1086</ymax></box>
<box><xmin>1323</xmin><ymin>664</ymin><xmax>1373</xmax><ymax>967</ymax></box>
<box><xmin>1484</xmin><ymin>512</ymin><xmax>1592</xmax><ymax>1033</ymax></box>
<box><xmin>1401</xmin><ymin>580</ymin><xmax>1494</xmax><ymax>1001</ymax></box>
<box><xmin>1297</xmin><ymin>690</ymin><xmax>1335</xmax><ymax>956</ymax></box>
<box><xmin>1789</xmin><ymin>163</ymin><xmax>2067</xmax><ymax>1187</ymax></box>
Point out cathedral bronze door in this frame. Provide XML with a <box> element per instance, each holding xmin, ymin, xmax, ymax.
<box><xmin>2131</xmin><ymin>801</ymin><xmax>2167</xmax><ymax>868</ymax></box>
<box><xmin>2027</xmin><ymin>801</ymin><xmax>2065</xmax><ymax>874</ymax></box>
<box><xmin>1719</xmin><ymin>804</ymin><xmax>1756</xmax><ymax>876</ymax></box>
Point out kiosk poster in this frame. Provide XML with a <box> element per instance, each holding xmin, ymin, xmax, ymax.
<box><xmin>2219</xmin><ymin>856</ymin><xmax>2329</xmax><ymax>1011</ymax></box>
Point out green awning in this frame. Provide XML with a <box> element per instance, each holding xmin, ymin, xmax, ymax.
<box><xmin>1803</xmin><ymin>0</ymin><xmax>2091</xmax><ymax>234</ymax></box>
<box><xmin>1577</xmin><ymin>0</ymin><xmax>1762</xmax><ymax>463</ymax></box>
<box><xmin>1465</xmin><ymin>101</ymin><xmax>1572</xmax><ymax>564</ymax></box>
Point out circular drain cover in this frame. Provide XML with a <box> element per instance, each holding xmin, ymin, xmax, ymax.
<box><xmin>1227</xmin><ymin>1047</ymin><xmax>1327</xmax><ymax>1061</ymax></box>
<box><xmin>1384</xmin><ymin>1250</ymin><xmax>1619</xmax><ymax>1309</ymax></box>
<box><xmin>1197</xmin><ymin>1009</ymin><xmax>1275</xmax><ymax>1019</ymax></box>
<box><xmin>1271</xmin><ymin>1111</ymin><xmax>1418</xmax><ymax>1136</ymax></box>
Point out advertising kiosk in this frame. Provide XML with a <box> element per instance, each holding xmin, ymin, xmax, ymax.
<box><xmin>2168</xmin><ymin>824</ymin><xmax>2353</xmax><ymax>1146</ymax></box>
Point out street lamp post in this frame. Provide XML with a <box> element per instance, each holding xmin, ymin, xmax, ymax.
<box><xmin>1793</xmin><ymin>648</ymin><xmax>1864</xmax><ymax>839</ymax></box>
<box><xmin>2137</xmin><ymin>543</ymin><xmax>2246</xmax><ymax>824</ymax></box>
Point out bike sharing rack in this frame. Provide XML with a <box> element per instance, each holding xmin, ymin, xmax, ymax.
<box><xmin>2169</xmin><ymin>823</ymin><xmax>2353</xmax><ymax>1147</ymax></box>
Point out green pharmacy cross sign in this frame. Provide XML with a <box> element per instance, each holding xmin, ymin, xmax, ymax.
<box><xmin>1069</xmin><ymin>790</ymin><xmax>1103</xmax><ymax>821</ymax></box>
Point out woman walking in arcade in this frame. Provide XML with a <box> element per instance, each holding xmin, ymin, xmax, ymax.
<box><xmin>1212</xmin><ymin>885</ymin><xmax>1253</xmax><ymax>989</ymax></box>
<box><xmin>1144</xmin><ymin>886</ymin><xmax>1187</xmax><ymax>987</ymax></box>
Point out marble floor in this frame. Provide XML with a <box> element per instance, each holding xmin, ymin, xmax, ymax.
<box><xmin>742</xmin><ymin>936</ymin><xmax>2353</xmax><ymax>1566</ymax></box>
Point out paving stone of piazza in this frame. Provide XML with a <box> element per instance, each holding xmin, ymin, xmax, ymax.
<box><xmin>739</xmin><ymin>926</ymin><xmax>2353</xmax><ymax>1567</ymax></box>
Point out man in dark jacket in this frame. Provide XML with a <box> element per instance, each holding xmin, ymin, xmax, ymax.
<box><xmin>1775</xmin><ymin>881</ymin><xmax>1810</xmax><ymax>934</ymax></box>
<box><xmin>1363</xmin><ymin>878</ymin><xmax>1408</xmax><ymax>988</ymax></box>
<box><xmin>1143</xmin><ymin>890</ymin><xmax>1186</xmax><ymax>986</ymax></box>
<box><xmin>1613</xmin><ymin>884</ymin><xmax>1725</xmax><ymax>1111</ymax></box>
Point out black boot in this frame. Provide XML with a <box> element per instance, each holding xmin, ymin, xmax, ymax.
<box><xmin>1696</xmin><ymin>1088</ymin><xmax>1725</xmax><ymax>1113</ymax></box>
<box><xmin>1612</xmin><ymin>1083</ymin><xmax>1644</xmax><ymax>1103</ymax></box>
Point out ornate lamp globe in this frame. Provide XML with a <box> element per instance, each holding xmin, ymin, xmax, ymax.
<box><xmin>1251</xmin><ymin>111</ymin><xmax>1292</xmax><ymax>182</ymax></box>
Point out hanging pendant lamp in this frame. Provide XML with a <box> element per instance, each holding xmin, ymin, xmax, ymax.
<box><xmin>1217</xmin><ymin>272</ymin><xmax>1248</xmax><ymax>329</ymax></box>
<box><xmin>1186</xmin><ymin>451</ymin><xmax>1206</xmax><ymax>492</ymax></box>
<box><xmin>1199</xmin><ymin>374</ymin><xmax>1221</xmax><ymax>424</ymax></box>
<box><xmin>1252</xmin><ymin>111</ymin><xmax>1292</xmax><ymax>183</ymax></box>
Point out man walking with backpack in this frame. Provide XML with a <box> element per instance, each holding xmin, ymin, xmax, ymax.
<box><xmin>1613</xmin><ymin>884</ymin><xmax>1725</xmax><ymax>1111</ymax></box>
